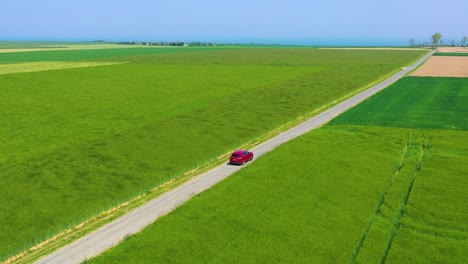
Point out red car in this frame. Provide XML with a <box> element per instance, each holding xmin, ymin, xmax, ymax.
<box><xmin>229</xmin><ymin>150</ymin><xmax>254</xmax><ymax>165</ymax></box>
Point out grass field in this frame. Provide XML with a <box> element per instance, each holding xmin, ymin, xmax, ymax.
<box><xmin>332</xmin><ymin>77</ymin><xmax>468</xmax><ymax>263</ymax></box>
<box><xmin>0</xmin><ymin>47</ymin><xmax>208</xmax><ymax>63</ymax></box>
<box><xmin>99</xmin><ymin>48</ymin><xmax>423</xmax><ymax>66</ymax></box>
<box><xmin>329</xmin><ymin>77</ymin><xmax>468</xmax><ymax>130</ymax></box>
<box><xmin>86</xmin><ymin>126</ymin><xmax>410</xmax><ymax>263</ymax></box>
<box><xmin>0</xmin><ymin>47</ymin><xmax>427</xmax><ymax>260</ymax></box>
<box><xmin>434</xmin><ymin>52</ymin><xmax>468</xmax><ymax>56</ymax></box>
<box><xmin>88</xmin><ymin>77</ymin><xmax>467</xmax><ymax>263</ymax></box>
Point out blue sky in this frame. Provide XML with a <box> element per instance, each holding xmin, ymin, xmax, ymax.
<box><xmin>2</xmin><ymin>0</ymin><xmax>467</xmax><ymax>45</ymax></box>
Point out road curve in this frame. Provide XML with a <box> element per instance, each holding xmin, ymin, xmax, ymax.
<box><xmin>36</xmin><ymin>51</ymin><xmax>434</xmax><ymax>264</ymax></box>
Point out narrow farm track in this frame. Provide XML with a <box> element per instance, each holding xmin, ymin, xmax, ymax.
<box><xmin>34</xmin><ymin>51</ymin><xmax>434</xmax><ymax>264</ymax></box>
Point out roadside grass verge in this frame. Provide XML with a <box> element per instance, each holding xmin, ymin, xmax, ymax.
<box><xmin>0</xmin><ymin>48</ymin><xmax>427</xmax><ymax>261</ymax></box>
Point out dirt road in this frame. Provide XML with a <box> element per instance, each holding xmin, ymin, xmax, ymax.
<box><xmin>35</xmin><ymin>50</ymin><xmax>434</xmax><ymax>264</ymax></box>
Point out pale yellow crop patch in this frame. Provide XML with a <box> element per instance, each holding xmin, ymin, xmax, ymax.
<box><xmin>0</xmin><ymin>44</ymin><xmax>178</xmax><ymax>53</ymax></box>
<box><xmin>0</xmin><ymin>61</ymin><xmax>126</xmax><ymax>75</ymax></box>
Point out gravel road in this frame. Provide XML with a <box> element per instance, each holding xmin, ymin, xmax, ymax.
<box><xmin>35</xmin><ymin>51</ymin><xmax>433</xmax><ymax>264</ymax></box>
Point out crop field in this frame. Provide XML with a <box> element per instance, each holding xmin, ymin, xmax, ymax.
<box><xmin>0</xmin><ymin>41</ymin><xmax>76</xmax><ymax>50</ymax></box>
<box><xmin>0</xmin><ymin>46</ymin><xmax>215</xmax><ymax>63</ymax></box>
<box><xmin>436</xmin><ymin>47</ymin><xmax>468</xmax><ymax>53</ymax></box>
<box><xmin>0</xmin><ymin>42</ymin><xmax>173</xmax><ymax>53</ymax></box>
<box><xmin>88</xmin><ymin>77</ymin><xmax>467</xmax><ymax>263</ymax></box>
<box><xmin>0</xmin><ymin>47</ymin><xmax>427</xmax><ymax>260</ymax></box>
<box><xmin>86</xmin><ymin>126</ymin><xmax>411</xmax><ymax>263</ymax></box>
<box><xmin>329</xmin><ymin>77</ymin><xmax>468</xmax><ymax>130</ymax></box>
<box><xmin>330</xmin><ymin>77</ymin><xmax>468</xmax><ymax>263</ymax></box>
<box><xmin>434</xmin><ymin>52</ymin><xmax>468</xmax><ymax>56</ymax></box>
<box><xmin>409</xmin><ymin>56</ymin><xmax>468</xmax><ymax>78</ymax></box>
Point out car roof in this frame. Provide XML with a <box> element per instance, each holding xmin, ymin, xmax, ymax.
<box><xmin>233</xmin><ymin>150</ymin><xmax>247</xmax><ymax>154</ymax></box>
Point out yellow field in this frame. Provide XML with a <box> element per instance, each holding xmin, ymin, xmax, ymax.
<box><xmin>437</xmin><ymin>47</ymin><xmax>468</xmax><ymax>53</ymax></box>
<box><xmin>0</xmin><ymin>61</ymin><xmax>126</xmax><ymax>75</ymax></box>
<box><xmin>410</xmin><ymin>56</ymin><xmax>468</xmax><ymax>77</ymax></box>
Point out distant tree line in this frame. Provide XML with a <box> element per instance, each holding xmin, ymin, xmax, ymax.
<box><xmin>111</xmin><ymin>41</ymin><xmax>249</xmax><ymax>47</ymax></box>
<box><xmin>92</xmin><ymin>40</ymin><xmax>283</xmax><ymax>47</ymax></box>
<box><xmin>409</xmin><ymin>33</ymin><xmax>468</xmax><ymax>49</ymax></box>
<box><xmin>189</xmin><ymin>42</ymin><xmax>215</xmax><ymax>46</ymax></box>
<box><xmin>113</xmin><ymin>41</ymin><xmax>185</xmax><ymax>46</ymax></box>
<box><xmin>112</xmin><ymin>41</ymin><xmax>238</xmax><ymax>46</ymax></box>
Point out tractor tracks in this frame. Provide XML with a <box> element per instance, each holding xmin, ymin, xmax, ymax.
<box><xmin>350</xmin><ymin>132</ymin><xmax>431</xmax><ymax>264</ymax></box>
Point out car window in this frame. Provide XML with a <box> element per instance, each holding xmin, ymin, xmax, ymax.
<box><xmin>244</xmin><ymin>151</ymin><xmax>249</xmax><ymax>155</ymax></box>
<box><xmin>231</xmin><ymin>153</ymin><xmax>240</xmax><ymax>157</ymax></box>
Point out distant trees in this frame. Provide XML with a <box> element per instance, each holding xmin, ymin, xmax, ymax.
<box><xmin>462</xmin><ymin>36</ymin><xmax>467</xmax><ymax>48</ymax></box>
<box><xmin>189</xmin><ymin>42</ymin><xmax>215</xmax><ymax>46</ymax></box>
<box><xmin>409</xmin><ymin>38</ymin><xmax>416</xmax><ymax>47</ymax></box>
<box><xmin>424</xmin><ymin>34</ymin><xmax>468</xmax><ymax>48</ymax></box>
<box><xmin>167</xmin><ymin>41</ymin><xmax>185</xmax><ymax>46</ymax></box>
<box><xmin>113</xmin><ymin>41</ymin><xmax>185</xmax><ymax>46</ymax></box>
<box><xmin>431</xmin><ymin>32</ymin><xmax>443</xmax><ymax>49</ymax></box>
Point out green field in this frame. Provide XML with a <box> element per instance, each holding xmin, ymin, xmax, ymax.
<box><xmin>88</xmin><ymin>77</ymin><xmax>467</xmax><ymax>263</ymax></box>
<box><xmin>332</xmin><ymin>77</ymin><xmax>468</xmax><ymax>263</ymax></box>
<box><xmin>86</xmin><ymin>126</ymin><xmax>410</xmax><ymax>263</ymax></box>
<box><xmin>0</xmin><ymin>46</ymin><xmax>210</xmax><ymax>63</ymax></box>
<box><xmin>329</xmin><ymin>77</ymin><xmax>468</xmax><ymax>130</ymax></box>
<box><xmin>0</xmin><ymin>47</ymin><xmax>427</xmax><ymax>260</ymax></box>
<box><xmin>434</xmin><ymin>52</ymin><xmax>468</xmax><ymax>56</ymax></box>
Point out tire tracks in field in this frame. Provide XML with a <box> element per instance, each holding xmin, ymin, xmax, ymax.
<box><xmin>349</xmin><ymin>134</ymin><xmax>410</xmax><ymax>263</ymax></box>
<box><xmin>350</xmin><ymin>132</ymin><xmax>431</xmax><ymax>264</ymax></box>
<box><xmin>380</xmin><ymin>134</ymin><xmax>429</xmax><ymax>263</ymax></box>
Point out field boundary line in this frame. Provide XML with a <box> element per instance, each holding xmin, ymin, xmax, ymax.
<box><xmin>21</xmin><ymin>50</ymin><xmax>434</xmax><ymax>264</ymax></box>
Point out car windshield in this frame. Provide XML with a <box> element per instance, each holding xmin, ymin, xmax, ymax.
<box><xmin>231</xmin><ymin>153</ymin><xmax>241</xmax><ymax>157</ymax></box>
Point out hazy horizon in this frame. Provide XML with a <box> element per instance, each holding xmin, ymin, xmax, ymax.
<box><xmin>2</xmin><ymin>0</ymin><xmax>467</xmax><ymax>46</ymax></box>
<box><xmin>0</xmin><ymin>37</ymin><xmax>441</xmax><ymax>47</ymax></box>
